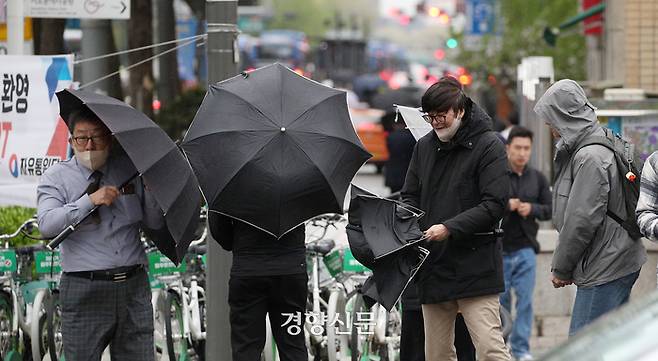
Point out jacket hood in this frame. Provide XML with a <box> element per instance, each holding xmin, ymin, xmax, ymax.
<box><xmin>533</xmin><ymin>79</ymin><xmax>599</xmax><ymax>152</ymax></box>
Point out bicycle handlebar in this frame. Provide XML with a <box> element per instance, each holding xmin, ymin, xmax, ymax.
<box><xmin>0</xmin><ymin>218</ymin><xmax>38</xmax><ymax>241</ymax></box>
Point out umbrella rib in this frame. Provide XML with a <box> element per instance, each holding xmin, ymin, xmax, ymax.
<box><xmin>288</xmin><ymin>130</ymin><xmax>366</xmax><ymax>149</ymax></box>
<box><xmin>285</xmin><ymin>92</ymin><xmax>344</xmax><ymax>129</ymax></box>
<box><xmin>217</xmin><ymin>87</ymin><xmax>280</xmax><ymax>128</ymax></box>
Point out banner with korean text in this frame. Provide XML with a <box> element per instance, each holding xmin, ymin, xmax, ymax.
<box><xmin>0</xmin><ymin>55</ymin><xmax>74</xmax><ymax>207</ymax></box>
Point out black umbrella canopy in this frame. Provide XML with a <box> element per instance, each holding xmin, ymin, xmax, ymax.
<box><xmin>360</xmin><ymin>246</ymin><xmax>429</xmax><ymax>311</ymax></box>
<box><xmin>56</xmin><ymin>89</ymin><xmax>201</xmax><ymax>263</ymax></box>
<box><xmin>347</xmin><ymin>184</ymin><xmax>424</xmax><ymax>259</ymax></box>
<box><xmin>182</xmin><ymin>63</ymin><xmax>371</xmax><ymax>237</ymax></box>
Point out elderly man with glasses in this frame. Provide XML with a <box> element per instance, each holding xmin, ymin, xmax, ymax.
<box><xmin>401</xmin><ymin>76</ymin><xmax>511</xmax><ymax>361</ymax></box>
<box><xmin>37</xmin><ymin>106</ymin><xmax>164</xmax><ymax>361</ymax></box>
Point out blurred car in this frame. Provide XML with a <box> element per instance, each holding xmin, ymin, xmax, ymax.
<box><xmin>349</xmin><ymin>107</ymin><xmax>387</xmax><ymax>173</ymax></box>
<box><xmin>538</xmin><ymin>290</ymin><xmax>658</xmax><ymax>361</ymax></box>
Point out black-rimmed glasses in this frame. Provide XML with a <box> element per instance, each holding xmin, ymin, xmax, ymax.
<box><xmin>72</xmin><ymin>134</ymin><xmax>110</xmax><ymax>146</ymax></box>
<box><xmin>421</xmin><ymin>113</ymin><xmax>448</xmax><ymax>124</ymax></box>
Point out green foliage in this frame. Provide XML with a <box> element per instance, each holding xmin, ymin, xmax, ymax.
<box><xmin>456</xmin><ymin>0</ymin><xmax>586</xmax><ymax>82</ymax></box>
<box><xmin>155</xmin><ymin>87</ymin><xmax>206</xmax><ymax>141</ymax></box>
<box><xmin>267</xmin><ymin>0</ymin><xmax>335</xmax><ymax>41</ymax></box>
<box><xmin>0</xmin><ymin>206</ymin><xmax>39</xmax><ymax>247</ymax></box>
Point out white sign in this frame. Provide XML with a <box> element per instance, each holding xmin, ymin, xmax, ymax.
<box><xmin>0</xmin><ymin>55</ymin><xmax>74</xmax><ymax>207</ymax></box>
<box><xmin>25</xmin><ymin>0</ymin><xmax>130</xmax><ymax>20</ymax></box>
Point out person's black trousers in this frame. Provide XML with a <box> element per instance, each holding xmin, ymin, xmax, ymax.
<box><xmin>228</xmin><ymin>273</ymin><xmax>308</xmax><ymax>361</ymax></box>
<box><xmin>401</xmin><ymin>310</ymin><xmax>426</xmax><ymax>361</ymax></box>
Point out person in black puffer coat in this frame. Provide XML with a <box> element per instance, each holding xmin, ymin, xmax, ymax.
<box><xmin>401</xmin><ymin>76</ymin><xmax>511</xmax><ymax>361</ymax></box>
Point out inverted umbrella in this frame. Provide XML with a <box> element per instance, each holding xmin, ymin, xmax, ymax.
<box><xmin>360</xmin><ymin>246</ymin><xmax>429</xmax><ymax>311</ymax></box>
<box><xmin>181</xmin><ymin>63</ymin><xmax>371</xmax><ymax>238</ymax></box>
<box><xmin>346</xmin><ymin>185</ymin><xmax>429</xmax><ymax>311</ymax></box>
<box><xmin>50</xmin><ymin>89</ymin><xmax>201</xmax><ymax>264</ymax></box>
<box><xmin>347</xmin><ymin>185</ymin><xmax>425</xmax><ymax>260</ymax></box>
<box><xmin>396</xmin><ymin>105</ymin><xmax>432</xmax><ymax>141</ymax></box>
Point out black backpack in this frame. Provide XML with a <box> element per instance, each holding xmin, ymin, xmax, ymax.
<box><xmin>573</xmin><ymin>128</ymin><xmax>643</xmax><ymax>240</ymax></box>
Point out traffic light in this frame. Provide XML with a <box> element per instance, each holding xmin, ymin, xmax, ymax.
<box><xmin>434</xmin><ymin>49</ymin><xmax>446</xmax><ymax>60</ymax></box>
<box><xmin>446</xmin><ymin>38</ymin><xmax>458</xmax><ymax>49</ymax></box>
<box><xmin>428</xmin><ymin>7</ymin><xmax>440</xmax><ymax>17</ymax></box>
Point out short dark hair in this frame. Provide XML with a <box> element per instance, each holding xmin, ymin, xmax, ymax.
<box><xmin>68</xmin><ymin>106</ymin><xmax>103</xmax><ymax>134</ymax></box>
<box><xmin>421</xmin><ymin>76</ymin><xmax>467</xmax><ymax>114</ymax></box>
<box><xmin>507</xmin><ymin>126</ymin><xmax>533</xmax><ymax>144</ymax></box>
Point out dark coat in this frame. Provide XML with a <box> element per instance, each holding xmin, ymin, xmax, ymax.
<box><xmin>502</xmin><ymin>166</ymin><xmax>552</xmax><ymax>253</ymax></box>
<box><xmin>385</xmin><ymin>128</ymin><xmax>417</xmax><ymax>193</ymax></box>
<box><xmin>401</xmin><ymin>99</ymin><xmax>509</xmax><ymax>304</ymax></box>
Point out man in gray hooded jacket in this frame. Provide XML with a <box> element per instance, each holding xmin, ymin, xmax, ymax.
<box><xmin>533</xmin><ymin>79</ymin><xmax>646</xmax><ymax>336</ymax></box>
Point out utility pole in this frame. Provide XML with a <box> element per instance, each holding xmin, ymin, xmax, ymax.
<box><xmin>205</xmin><ymin>0</ymin><xmax>238</xmax><ymax>359</ymax></box>
<box><xmin>7</xmin><ymin>0</ymin><xmax>24</xmax><ymax>55</ymax></box>
<box><xmin>80</xmin><ymin>20</ymin><xmax>123</xmax><ymax>98</ymax></box>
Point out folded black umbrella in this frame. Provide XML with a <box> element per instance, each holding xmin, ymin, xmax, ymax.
<box><xmin>52</xmin><ymin>89</ymin><xmax>201</xmax><ymax>264</ymax></box>
<box><xmin>181</xmin><ymin>63</ymin><xmax>370</xmax><ymax>238</ymax></box>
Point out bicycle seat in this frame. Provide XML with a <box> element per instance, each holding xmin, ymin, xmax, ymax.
<box><xmin>188</xmin><ymin>243</ymin><xmax>207</xmax><ymax>255</ymax></box>
<box><xmin>306</xmin><ymin>239</ymin><xmax>335</xmax><ymax>256</ymax></box>
<box><xmin>15</xmin><ymin>243</ymin><xmax>46</xmax><ymax>255</ymax></box>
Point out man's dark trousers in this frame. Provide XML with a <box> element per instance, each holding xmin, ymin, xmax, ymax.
<box><xmin>60</xmin><ymin>269</ymin><xmax>154</xmax><ymax>361</ymax></box>
<box><xmin>229</xmin><ymin>273</ymin><xmax>308</xmax><ymax>361</ymax></box>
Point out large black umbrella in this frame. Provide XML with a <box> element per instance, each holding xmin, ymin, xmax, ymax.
<box><xmin>51</xmin><ymin>89</ymin><xmax>201</xmax><ymax>264</ymax></box>
<box><xmin>181</xmin><ymin>63</ymin><xmax>371</xmax><ymax>237</ymax></box>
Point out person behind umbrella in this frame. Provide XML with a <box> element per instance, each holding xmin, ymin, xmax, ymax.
<box><xmin>36</xmin><ymin>106</ymin><xmax>164</xmax><ymax>361</ymax></box>
<box><xmin>534</xmin><ymin>79</ymin><xmax>646</xmax><ymax>336</ymax></box>
<box><xmin>401</xmin><ymin>76</ymin><xmax>511</xmax><ymax>361</ymax></box>
<box><xmin>500</xmin><ymin>126</ymin><xmax>552</xmax><ymax>361</ymax></box>
<box><xmin>208</xmin><ymin>212</ymin><xmax>307</xmax><ymax>361</ymax></box>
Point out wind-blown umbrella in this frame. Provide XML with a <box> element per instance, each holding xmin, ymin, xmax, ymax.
<box><xmin>181</xmin><ymin>63</ymin><xmax>371</xmax><ymax>238</ymax></box>
<box><xmin>396</xmin><ymin>105</ymin><xmax>432</xmax><ymax>141</ymax></box>
<box><xmin>52</xmin><ymin>89</ymin><xmax>201</xmax><ymax>264</ymax></box>
<box><xmin>346</xmin><ymin>185</ymin><xmax>429</xmax><ymax>311</ymax></box>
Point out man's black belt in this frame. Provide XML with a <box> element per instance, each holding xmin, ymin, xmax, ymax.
<box><xmin>65</xmin><ymin>264</ymin><xmax>144</xmax><ymax>282</ymax></box>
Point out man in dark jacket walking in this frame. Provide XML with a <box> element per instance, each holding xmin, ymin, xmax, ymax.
<box><xmin>208</xmin><ymin>213</ymin><xmax>307</xmax><ymax>361</ymax></box>
<box><xmin>402</xmin><ymin>76</ymin><xmax>511</xmax><ymax>361</ymax></box>
<box><xmin>500</xmin><ymin>126</ymin><xmax>552</xmax><ymax>361</ymax></box>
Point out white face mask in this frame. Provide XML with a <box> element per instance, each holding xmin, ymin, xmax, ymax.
<box><xmin>74</xmin><ymin>148</ymin><xmax>109</xmax><ymax>170</ymax></box>
<box><xmin>434</xmin><ymin>116</ymin><xmax>462</xmax><ymax>142</ymax></box>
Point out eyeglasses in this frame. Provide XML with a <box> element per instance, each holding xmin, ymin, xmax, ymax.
<box><xmin>72</xmin><ymin>134</ymin><xmax>110</xmax><ymax>146</ymax></box>
<box><xmin>421</xmin><ymin>112</ymin><xmax>448</xmax><ymax>124</ymax></box>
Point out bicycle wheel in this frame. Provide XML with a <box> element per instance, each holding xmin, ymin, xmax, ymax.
<box><xmin>46</xmin><ymin>290</ymin><xmax>64</xmax><ymax>361</ymax></box>
<box><xmin>0</xmin><ymin>291</ymin><xmax>14</xmax><ymax>359</ymax></box>
<box><xmin>164</xmin><ymin>291</ymin><xmax>188</xmax><ymax>361</ymax></box>
<box><xmin>152</xmin><ymin>290</ymin><xmax>168</xmax><ymax>361</ymax></box>
<box><xmin>326</xmin><ymin>289</ymin><xmax>348</xmax><ymax>361</ymax></box>
<box><xmin>348</xmin><ymin>294</ymin><xmax>371</xmax><ymax>361</ymax></box>
<box><xmin>30</xmin><ymin>289</ymin><xmax>47</xmax><ymax>360</ymax></box>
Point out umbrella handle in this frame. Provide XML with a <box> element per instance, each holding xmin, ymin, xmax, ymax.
<box><xmin>46</xmin><ymin>225</ymin><xmax>76</xmax><ymax>250</ymax></box>
<box><xmin>46</xmin><ymin>172</ymin><xmax>140</xmax><ymax>250</ymax></box>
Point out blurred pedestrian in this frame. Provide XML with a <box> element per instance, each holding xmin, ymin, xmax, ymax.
<box><xmin>385</xmin><ymin>119</ymin><xmax>416</xmax><ymax>194</ymax></box>
<box><xmin>402</xmin><ymin>76</ymin><xmax>511</xmax><ymax>361</ymax></box>
<box><xmin>534</xmin><ymin>79</ymin><xmax>646</xmax><ymax>336</ymax></box>
<box><xmin>637</xmin><ymin>150</ymin><xmax>658</xmax><ymax>241</ymax></box>
<box><xmin>209</xmin><ymin>213</ymin><xmax>307</xmax><ymax>361</ymax></box>
<box><xmin>500</xmin><ymin>126</ymin><xmax>552</xmax><ymax>361</ymax></box>
<box><xmin>37</xmin><ymin>107</ymin><xmax>163</xmax><ymax>361</ymax></box>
